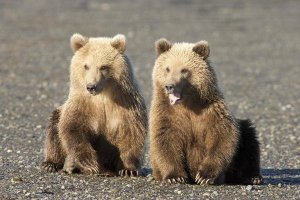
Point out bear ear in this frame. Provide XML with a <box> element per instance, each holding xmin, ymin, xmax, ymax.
<box><xmin>155</xmin><ymin>38</ymin><xmax>172</xmax><ymax>56</ymax></box>
<box><xmin>111</xmin><ymin>34</ymin><xmax>126</xmax><ymax>53</ymax></box>
<box><xmin>192</xmin><ymin>40</ymin><xmax>210</xmax><ymax>59</ymax></box>
<box><xmin>70</xmin><ymin>33</ymin><xmax>89</xmax><ymax>53</ymax></box>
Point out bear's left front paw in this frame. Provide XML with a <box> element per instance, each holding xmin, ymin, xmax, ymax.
<box><xmin>41</xmin><ymin>161</ymin><xmax>63</xmax><ymax>173</ymax></box>
<box><xmin>118</xmin><ymin>169</ymin><xmax>139</xmax><ymax>177</ymax></box>
<box><xmin>63</xmin><ymin>153</ymin><xmax>99</xmax><ymax>174</ymax></box>
<box><xmin>250</xmin><ymin>175</ymin><xmax>263</xmax><ymax>185</ymax></box>
<box><xmin>195</xmin><ymin>172</ymin><xmax>216</xmax><ymax>185</ymax></box>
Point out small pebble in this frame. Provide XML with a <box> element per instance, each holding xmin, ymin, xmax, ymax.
<box><xmin>278</xmin><ymin>183</ymin><xmax>282</xmax><ymax>188</ymax></box>
<box><xmin>246</xmin><ymin>185</ymin><xmax>253</xmax><ymax>191</ymax></box>
<box><xmin>147</xmin><ymin>176</ymin><xmax>154</xmax><ymax>182</ymax></box>
<box><xmin>203</xmin><ymin>192</ymin><xmax>210</xmax><ymax>197</ymax></box>
<box><xmin>36</xmin><ymin>125</ymin><xmax>42</xmax><ymax>129</ymax></box>
<box><xmin>11</xmin><ymin>176</ymin><xmax>23</xmax><ymax>183</ymax></box>
<box><xmin>25</xmin><ymin>96</ymin><xmax>32</xmax><ymax>100</ymax></box>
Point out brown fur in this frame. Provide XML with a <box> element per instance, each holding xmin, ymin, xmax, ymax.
<box><xmin>41</xmin><ymin>34</ymin><xmax>147</xmax><ymax>176</ymax></box>
<box><xmin>40</xmin><ymin>107</ymin><xmax>65</xmax><ymax>172</ymax></box>
<box><xmin>150</xmin><ymin>39</ymin><xmax>261</xmax><ymax>185</ymax></box>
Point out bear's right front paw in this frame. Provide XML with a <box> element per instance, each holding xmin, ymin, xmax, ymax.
<box><xmin>63</xmin><ymin>153</ymin><xmax>99</xmax><ymax>174</ymax></box>
<box><xmin>41</xmin><ymin>161</ymin><xmax>63</xmax><ymax>173</ymax></box>
<box><xmin>163</xmin><ymin>177</ymin><xmax>188</xmax><ymax>184</ymax></box>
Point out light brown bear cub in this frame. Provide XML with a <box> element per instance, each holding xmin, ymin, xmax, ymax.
<box><xmin>41</xmin><ymin>34</ymin><xmax>147</xmax><ymax>176</ymax></box>
<box><xmin>150</xmin><ymin>39</ymin><xmax>262</xmax><ymax>185</ymax></box>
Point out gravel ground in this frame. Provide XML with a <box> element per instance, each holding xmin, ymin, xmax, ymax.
<box><xmin>0</xmin><ymin>0</ymin><xmax>299</xmax><ymax>199</ymax></box>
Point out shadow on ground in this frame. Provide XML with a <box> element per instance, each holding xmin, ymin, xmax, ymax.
<box><xmin>141</xmin><ymin>168</ymin><xmax>300</xmax><ymax>185</ymax></box>
<box><xmin>262</xmin><ymin>169</ymin><xmax>300</xmax><ymax>185</ymax></box>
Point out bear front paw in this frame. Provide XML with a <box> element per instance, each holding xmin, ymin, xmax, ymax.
<box><xmin>63</xmin><ymin>153</ymin><xmax>99</xmax><ymax>174</ymax></box>
<box><xmin>41</xmin><ymin>161</ymin><xmax>63</xmax><ymax>173</ymax></box>
<box><xmin>163</xmin><ymin>177</ymin><xmax>188</xmax><ymax>184</ymax></box>
<box><xmin>195</xmin><ymin>172</ymin><xmax>216</xmax><ymax>185</ymax></box>
<box><xmin>250</xmin><ymin>175</ymin><xmax>263</xmax><ymax>185</ymax></box>
<box><xmin>118</xmin><ymin>169</ymin><xmax>139</xmax><ymax>177</ymax></box>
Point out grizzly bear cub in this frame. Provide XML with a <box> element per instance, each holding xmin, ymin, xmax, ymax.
<box><xmin>149</xmin><ymin>38</ymin><xmax>262</xmax><ymax>185</ymax></box>
<box><xmin>41</xmin><ymin>34</ymin><xmax>147</xmax><ymax>176</ymax></box>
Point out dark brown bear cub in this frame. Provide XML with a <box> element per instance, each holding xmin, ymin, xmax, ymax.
<box><xmin>149</xmin><ymin>38</ymin><xmax>262</xmax><ymax>185</ymax></box>
<box><xmin>41</xmin><ymin>34</ymin><xmax>147</xmax><ymax>176</ymax></box>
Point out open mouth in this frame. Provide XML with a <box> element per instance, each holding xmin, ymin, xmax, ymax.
<box><xmin>168</xmin><ymin>92</ymin><xmax>182</xmax><ymax>105</ymax></box>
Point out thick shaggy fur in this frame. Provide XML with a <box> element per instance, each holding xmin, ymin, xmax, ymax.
<box><xmin>41</xmin><ymin>34</ymin><xmax>147</xmax><ymax>176</ymax></box>
<box><xmin>225</xmin><ymin>119</ymin><xmax>262</xmax><ymax>184</ymax></box>
<box><xmin>149</xmin><ymin>39</ymin><xmax>262</xmax><ymax>185</ymax></box>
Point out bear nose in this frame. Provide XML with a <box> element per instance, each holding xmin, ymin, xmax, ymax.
<box><xmin>86</xmin><ymin>84</ymin><xmax>97</xmax><ymax>92</ymax></box>
<box><xmin>165</xmin><ymin>84</ymin><xmax>175</xmax><ymax>93</ymax></box>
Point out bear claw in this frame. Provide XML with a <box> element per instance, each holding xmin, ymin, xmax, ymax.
<box><xmin>41</xmin><ymin>161</ymin><xmax>62</xmax><ymax>173</ymax></box>
<box><xmin>250</xmin><ymin>176</ymin><xmax>263</xmax><ymax>185</ymax></box>
<box><xmin>63</xmin><ymin>155</ymin><xmax>99</xmax><ymax>174</ymax></box>
<box><xmin>195</xmin><ymin>172</ymin><xmax>215</xmax><ymax>185</ymax></box>
<box><xmin>118</xmin><ymin>169</ymin><xmax>139</xmax><ymax>177</ymax></box>
<box><xmin>163</xmin><ymin>177</ymin><xmax>187</xmax><ymax>184</ymax></box>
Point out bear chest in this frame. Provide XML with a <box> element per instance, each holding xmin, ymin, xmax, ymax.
<box><xmin>90</xmin><ymin>99</ymin><xmax>125</xmax><ymax>135</ymax></box>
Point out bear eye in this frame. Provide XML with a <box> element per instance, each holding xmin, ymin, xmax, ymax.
<box><xmin>181</xmin><ymin>68</ymin><xmax>188</xmax><ymax>74</ymax></box>
<box><xmin>166</xmin><ymin>67</ymin><xmax>170</xmax><ymax>73</ymax></box>
<box><xmin>100</xmin><ymin>65</ymin><xmax>109</xmax><ymax>71</ymax></box>
<box><xmin>84</xmin><ymin>64</ymin><xmax>89</xmax><ymax>70</ymax></box>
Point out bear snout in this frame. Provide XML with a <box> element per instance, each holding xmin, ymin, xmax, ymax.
<box><xmin>86</xmin><ymin>83</ymin><xmax>97</xmax><ymax>94</ymax></box>
<box><xmin>165</xmin><ymin>84</ymin><xmax>175</xmax><ymax>93</ymax></box>
<box><xmin>165</xmin><ymin>83</ymin><xmax>183</xmax><ymax>95</ymax></box>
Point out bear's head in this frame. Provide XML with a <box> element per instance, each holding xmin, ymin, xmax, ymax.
<box><xmin>69</xmin><ymin>33</ymin><xmax>128</xmax><ymax>96</ymax></box>
<box><xmin>153</xmin><ymin>38</ymin><xmax>219</xmax><ymax>105</ymax></box>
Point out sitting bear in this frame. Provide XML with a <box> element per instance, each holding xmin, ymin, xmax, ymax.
<box><xmin>149</xmin><ymin>38</ymin><xmax>262</xmax><ymax>185</ymax></box>
<box><xmin>41</xmin><ymin>34</ymin><xmax>147</xmax><ymax>176</ymax></box>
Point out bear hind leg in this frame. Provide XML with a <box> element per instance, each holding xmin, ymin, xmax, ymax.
<box><xmin>225</xmin><ymin>119</ymin><xmax>263</xmax><ymax>185</ymax></box>
<box><xmin>41</xmin><ymin>108</ymin><xmax>65</xmax><ymax>172</ymax></box>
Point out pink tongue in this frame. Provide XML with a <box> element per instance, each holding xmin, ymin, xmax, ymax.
<box><xmin>169</xmin><ymin>93</ymin><xmax>181</xmax><ymax>105</ymax></box>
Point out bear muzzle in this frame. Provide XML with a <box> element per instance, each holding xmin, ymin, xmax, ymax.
<box><xmin>165</xmin><ymin>84</ymin><xmax>182</xmax><ymax>105</ymax></box>
<box><xmin>86</xmin><ymin>83</ymin><xmax>98</xmax><ymax>95</ymax></box>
